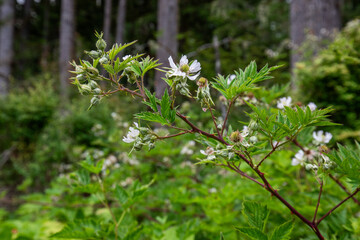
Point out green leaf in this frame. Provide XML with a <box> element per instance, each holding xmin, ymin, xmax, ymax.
<box><xmin>235</xmin><ymin>227</ymin><xmax>268</xmax><ymax>240</ymax></box>
<box><xmin>51</xmin><ymin>219</ymin><xmax>104</xmax><ymax>239</ymax></box>
<box><xmin>144</xmin><ymin>88</ymin><xmax>158</xmax><ymax>112</ymax></box>
<box><xmin>115</xmin><ymin>185</ymin><xmax>129</xmax><ymax>204</ymax></box>
<box><xmin>269</xmin><ymin>221</ymin><xmax>294</xmax><ymax>240</ymax></box>
<box><xmin>242</xmin><ymin>201</ymin><xmax>270</xmax><ymax>231</ymax></box>
<box><xmin>135</xmin><ymin>112</ymin><xmax>169</xmax><ymax>125</ymax></box>
<box><xmin>78</xmin><ymin>158</ymin><xmax>104</xmax><ymax>175</ymax></box>
<box><xmin>103</xmin><ymin>64</ymin><xmax>115</xmax><ymax>75</ymax></box>
<box><xmin>161</xmin><ymin>89</ymin><xmax>171</xmax><ymax>119</ymax></box>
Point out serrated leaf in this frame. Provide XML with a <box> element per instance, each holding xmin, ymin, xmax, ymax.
<box><xmin>51</xmin><ymin>219</ymin><xmax>103</xmax><ymax>239</ymax></box>
<box><xmin>78</xmin><ymin>158</ymin><xmax>103</xmax><ymax>175</ymax></box>
<box><xmin>135</xmin><ymin>112</ymin><xmax>168</xmax><ymax>125</ymax></box>
<box><xmin>115</xmin><ymin>185</ymin><xmax>129</xmax><ymax>204</ymax></box>
<box><xmin>242</xmin><ymin>201</ymin><xmax>270</xmax><ymax>231</ymax></box>
<box><xmin>235</xmin><ymin>227</ymin><xmax>268</xmax><ymax>240</ymax></box>
<box><xmin>269</xmin><ymin>221</ymin><xmax>294</xmax><ymax>240</ymax></box>
<box><xmin>160</xmin><ymin>89</ymin><xmax>171</xmax><ymax>119</ymax></box>
<box><xmin>144</xmin><ymin>88</ymin><xmax>158</xmax><ymax>112</ymax></box>
<box><xmin>103</xmin><ymin>64</ymin><xmax>115</xmax><ymax>75</ymax></box>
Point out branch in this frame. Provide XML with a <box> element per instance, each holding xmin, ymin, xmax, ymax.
<box><xmin>313</xmin><ymin>180</ymin><xmax>323</xmax><ymax>223</ymax></box>
<box><xmin>225</xmin><ymin>162</ymin><xmax>265</xmax><ymax>188</ymax></box>
<box><xmin>317</xmin><ymin>188</ymin><xmax>360</xmax><ymax>225</ymax></box>
<box><xmin>207</xmin><ymin>102</ymin><xmax>221</xmax><ymax>137</ymax></box>
<box><xmin>220</xmin><ymin>100</ymin><xmax>234</xmax><ymax>137</ymax></box>
<box><xmin>329</xmin><ymin>174</ymin><xmax>360</xmax><ymax>205</ymax></box>
<box><xmin>156</xmin><ymin>130</ymin><xmax>192</xmax><ymax>139</ymax></box>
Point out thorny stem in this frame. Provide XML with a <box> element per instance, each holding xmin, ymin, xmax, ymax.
<box><xmin>293</xmin><ymin>138</ymin><xmax>360</xmax><ymax>205</ymax></box>
<box><xmin>226</xmin><ymin>162</ymin><xmax>265</xmax><ymax>188</ymax></box>
<box><xmin>313</xmin><ymin>180</ymin><xmax>323</xmax><ymax>223</ymax></box>
<box><xmin>206</xmin><ymin>102</ymin><xmax>221</xmax><ymax>138</ymax></box>
<box><xmin>220</xmin><ymin>99</ymin><xmax>234</xmax><ymax>137</ymax></box>
<box><xmin>156</xmin><ymin>130</ymin><xmax>193</xmax><ymax>139</ymax></box>
<box><xmin>317</xmin><ymin>188</ymin><xmax>360</xmax><ymax>225</ymax></box>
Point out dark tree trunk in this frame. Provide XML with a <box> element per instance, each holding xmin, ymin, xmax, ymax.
<box><xmin>103</xmin><ymin>0</ymin><xmax>112</xmax><ymax>46</ymax></box>
<box><xmin>155</xmin><ymin>0</ymin><xmax>178</xmax><ymax>98</ymax></box>
<box><xmin>0</xmin><ymin>0</ymin><xmax>15</xmax><ymax>97</ymax></box>
<box><xmin>290</xmin><ymin>0</ymin><xmax>341</xmax><ymax>69</ymax></box>
<box><xmin>59</xmin><ymin>0</ymin><xmax>75</xmax><ymax>100</ymax></box>
<box><xmin>18</xmin><ymin>0</ymin><xmax>33</xmax><ymax>77</ymax></box>
<box><xmin>115</xmin><ymin>0</ymin><xmax>126</xmax><ymax>46</ymax></box>
<box><xmin>41</xmin><ymin>0</ymin><xmax>50</xmax><ymax>70</ymax></box>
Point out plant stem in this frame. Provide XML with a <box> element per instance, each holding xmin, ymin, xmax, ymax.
<box><xmin>317</xmin><ymin>188</ymin><xmax>360</xmax><ymax>225</ymax></box>
<box><xmin>206</xmin><ymin>102</ymin><xmax>221</xmax><ymax>137</ymax></box>
<box><xmin>313</xmin><ymin>180</ymin><xmax>323</xmax><ymax>223</ymax></box>
<box><xmin>329</xmin><ymin>174</ymin><xmax>360</xmax><ymax>205</ymax></box>
<box><xmin>220</xmin><ymin>100</ymin><xmax>234</xmax><ymax>137</ymax></box>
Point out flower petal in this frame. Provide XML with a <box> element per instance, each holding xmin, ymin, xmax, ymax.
<box><xmin>179</xmin><ymin>55</ymin><xmax>188</xmax><ymax>66</ymax></box>
<box><xmin>189</xmin><ymin>60</ymin><xmax>201</xmax><ymax>73</ymax></box>
<box><xmin>187</xmin><ymin>72</ymin><xmax>200</xmax><ymax>81</ymax></box>
<box><xmin>168</xmin><ymin>56</ymin><xmax>177</xmax><ymax>69</ymax></box>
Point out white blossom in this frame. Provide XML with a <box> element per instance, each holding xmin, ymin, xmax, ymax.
<box><xmin>292</xmin><ymin>150</ymin><xmax>306</xmax><ymax>166</ymax></box>
<box><xmin>122</xmin><ymin>55</ymin><xmax>131</xmax><ymax>61</ymax></box>
<box><xmin>228</xmin><ymin>74</ymin><xmax>236</xmax><ymax>84</ymax></box>
<box><xmin>123</xmin><ymin>122</ymin><xmax>140</xmax><ymax>143</ymax></box>
<box><xmin>209</xmin><ymin>188</ymin><xmax>217</xmax><ymax>193</ymax></box>
<box><xmin>277</xmin><ymin>96</ymin><xmax>292</xmax><ymax>109</ymax></box>
<box><xmin>200</xmin><ymin>147</ymin><xmax>216</xmax><ymax>160</ymax></box>
<box><xmin>307</xmin><ymin>102</ymin><xmax>317</xmax><ymax>111</ymax></box>
<box><xmin>313</xmin><ymin>130</ymin><xmax>332</xmax><ymax>145</ymax></box>
<box><xmin>168</xmin><ymin>55</ymin><xmax>201</xmax><ymax>80</ymax></box>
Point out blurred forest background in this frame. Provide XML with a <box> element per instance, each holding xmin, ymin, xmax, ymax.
<box><xmin>0</xmin><ymin>0</ymin><xmax>360</xmax><ymax>239</ymax></box>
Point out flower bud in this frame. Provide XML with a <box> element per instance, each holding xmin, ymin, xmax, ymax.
<box><xmin>99</xmin><ymin>56</ymin><xmax>109</xmax><ymax>65</ymax></box>
<box><xmin>96</xmin><ymin>38</ymin><xmax>107</xmax><ymax>51</ymax></box>
<box><xmin>230</xmin><ymin>130</ymin><xmax>242</xmax><ymax>143</ymax></box>
<box><xmin>93</xmin><ymin>88</ymin><xmax>101</xmax><ymax>95</ymax></box>
<box><xmin>250</xmin><ymin>136</ymin><xmax>258</xmax><ymax>144</ymax></box>
<box><xmin>197</xmin><ymin>77</ymin><xmax>207</xmax><ymax>87</ymax></box>
<box><xmin>248</xmin><ymin>120</ymin><xmax>258</xmax><ymax>131</ymax></box>
<box><xmin>86</xmin><ymin>50</ymin><xmax>102</xmax><ymax>59</ymax></box>
<box><xmin>80</xmin><ymin>84</ymin><xmax>92</xmax><ymax>95</ymax></box>
<box><xmin>90</xmin><ymin>96</ymin><xmax>100</xmax><ymax>106</ymax></box>
<box><xmin>89</xmin><ymin>80</ymin><xmax>99</xmax><ymax>89</ymax></box>
<box><xmin>76</xmin><ymin>74</ymin><xmax>86</xmax><ymax>83</ymax></box>
<box><xmin>86</xmin><ymin>66</ymin><xmax>99</xmax><ymax>76</ymax></box>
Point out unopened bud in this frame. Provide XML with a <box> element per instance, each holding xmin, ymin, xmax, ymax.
<box><xmin>89</xmin><ymin>80</ymin><xmax>99</xmax><ymax>89</ymax></box>
<box><xmin>86</xmin><ymin>50</ymin><xmax>102</xmax><ymax>59</ymax></box>
<box><xmin>76</xmin><ymin>74</ymin><xmax>86</xmax><ymax>83</ymax></box>
<box><xmin>250</xmin><ymin>136</ymin><xmax>258</xmax><ymax>144</ymax></box>
<box><xmin>96</xmin><ymin>38</ymin><xmax>107</xmax><ymax>51</ymax></box>
<box><xmin>230</xmin><ymin>130</ymin><xmax>242</xmax><ymax>143</ymax></box>
<box><xmin>80</xmin><ymin>84</ymin><xmax>92</xmax><ymax>95</ymax></box>
<box><xmin>87</xmin><ymin>66</ymin><xmax>99</xmax><ymax>76</ymax></box>
<box><xmin>93</xmin><ymin>88</ymin><xmax>101</xmax><ymax>94</ymax></box>
<box><xmin>99</xmin><ymin>56</ymin><xmax>109</xmax><ymax>65</ymax></box>
<box><xmin>197</xmin><ymin>77</ymin><xmax>207</xmax><ymax>87</ymax></box>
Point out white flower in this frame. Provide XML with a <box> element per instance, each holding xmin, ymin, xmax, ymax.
<box><xmin>123</xmin><ymin>122</ymin><xmax>140</xmax><ymax>143</ymax></box>
<box><xmin>200</xmin><ymin>147</ymin><xmax>216</xmax><ymax>160</ymax></box>
<box><xmin>292</xmin><ymin>150</ymin><xmax>306</xmax><ymax>166</ymax></box>
<box><xmin>313</xmin><ymin>130</ymin><xmax>332</xmax><ymax>145</ymax></box>
<box><xmin>228</xmin><ymin>74</ymin><xmax>236</xmax><ymax>84</ymax></box>
<box><xmin>277</xmin><ymin>97</ymin><xmax>292</xmax><ymax>109</ymax></box>
<box><xmin>305</xmin><ymin>164</ymin><xmax>318</xmax><ymax>171</ymax></box>
<box><xmin>168</xmin><ymin>55</ymin><xmax>201</xmax><ymax>80</ymax></box>
<box><xmin>122</xmin><ymin>55</ymin><xmax>131</xmax><ymax>61</ymax></box>
<box><xmin>209</xmin><ymin>188</ymin><xmax>217</xmax><ymax>193</ymax></box>
<box><xmin>307</xmin><ymin>102</ymin><xmax>317</xmax><ymax>111</ymax></box>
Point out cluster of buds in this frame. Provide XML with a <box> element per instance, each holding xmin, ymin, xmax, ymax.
<box><xmin>196</xmin><ymin>77</ymin><xmax>214</xmax><ymax>111</ymax></box>
<box><xmin>292</xmin><ymin>130</ymin><xmax>335</xmax><ymax>172</ymax></box>
<box><xmin>230</xmin><ymin>122</ymin><xmax>258</xmax><ymax>148</ymax></box>
<box><xmin>235</xmin><ymin>92</ymin><xmax>258</xmax><ymax>106</ymax></box>
<box><xmin>123</xmin><ymin>123</ymin><xmax>157</xmax><ymax>151</ymax></box>
<box><xmin>200</xmin><ymin>145</ymin><xmax>236</xmax><ymax>162</ymax></box>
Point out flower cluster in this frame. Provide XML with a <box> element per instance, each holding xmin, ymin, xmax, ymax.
<box><xmin>292</xmin><ymin>130</ymin><xmax>334</xmax><ymax>171</ymax></box>
<box><xmin>123</xmin><ymin>122</ymin><xmax>156</xmax><ymax>151</ymax></box>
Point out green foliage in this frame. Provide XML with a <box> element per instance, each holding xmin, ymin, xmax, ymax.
<box><xmin>296</xmin><ymin>19</ymin><xmax>360</xmax><ymax>130</ymax></box>
<box><xmin>328</xmin><ymin>142</ymin><xmax>360</xmax><ymax>188</ymax></box>
<box><xmin>236</xmin><ymin>201</ymin><xmax>294</xmax><ymax>240</ymax></box>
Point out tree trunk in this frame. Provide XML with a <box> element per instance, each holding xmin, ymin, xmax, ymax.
<box><xmin>18</xmin><ymin>0</ymin><xmax>33</xmax><ymax>78</ymax></box>
<box><xmin>115</xmin><ymin>0</ymin><xmax>126</xmax><ymax>46</ymax></box>
<box><xmin>103</xmin><ymin>0</ymin><xmax>112</xmax><ymax>46</ymax></box>
<box><xmin>155</xmin><ymin>0</ymin><xmax>178</xmax><ymax>98</ymax></box>
<box><xmin>0</xmin><ymin>0</ymin><xmax>15</xmax><ymax>97</ymax></box>
<box><xmin>59</xmin><ymin>0</ymin><xmax>75</xmax><ymax>100</ymax></box>
<box><xmin>290</xmin><ymin>0</ymin><xmax>341</xmax><ymax>69</ymax></box>
<box><xmin>41</xmin><ymin>0</ymin><xmax>50</xmax><ymax>70</ymax></box>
